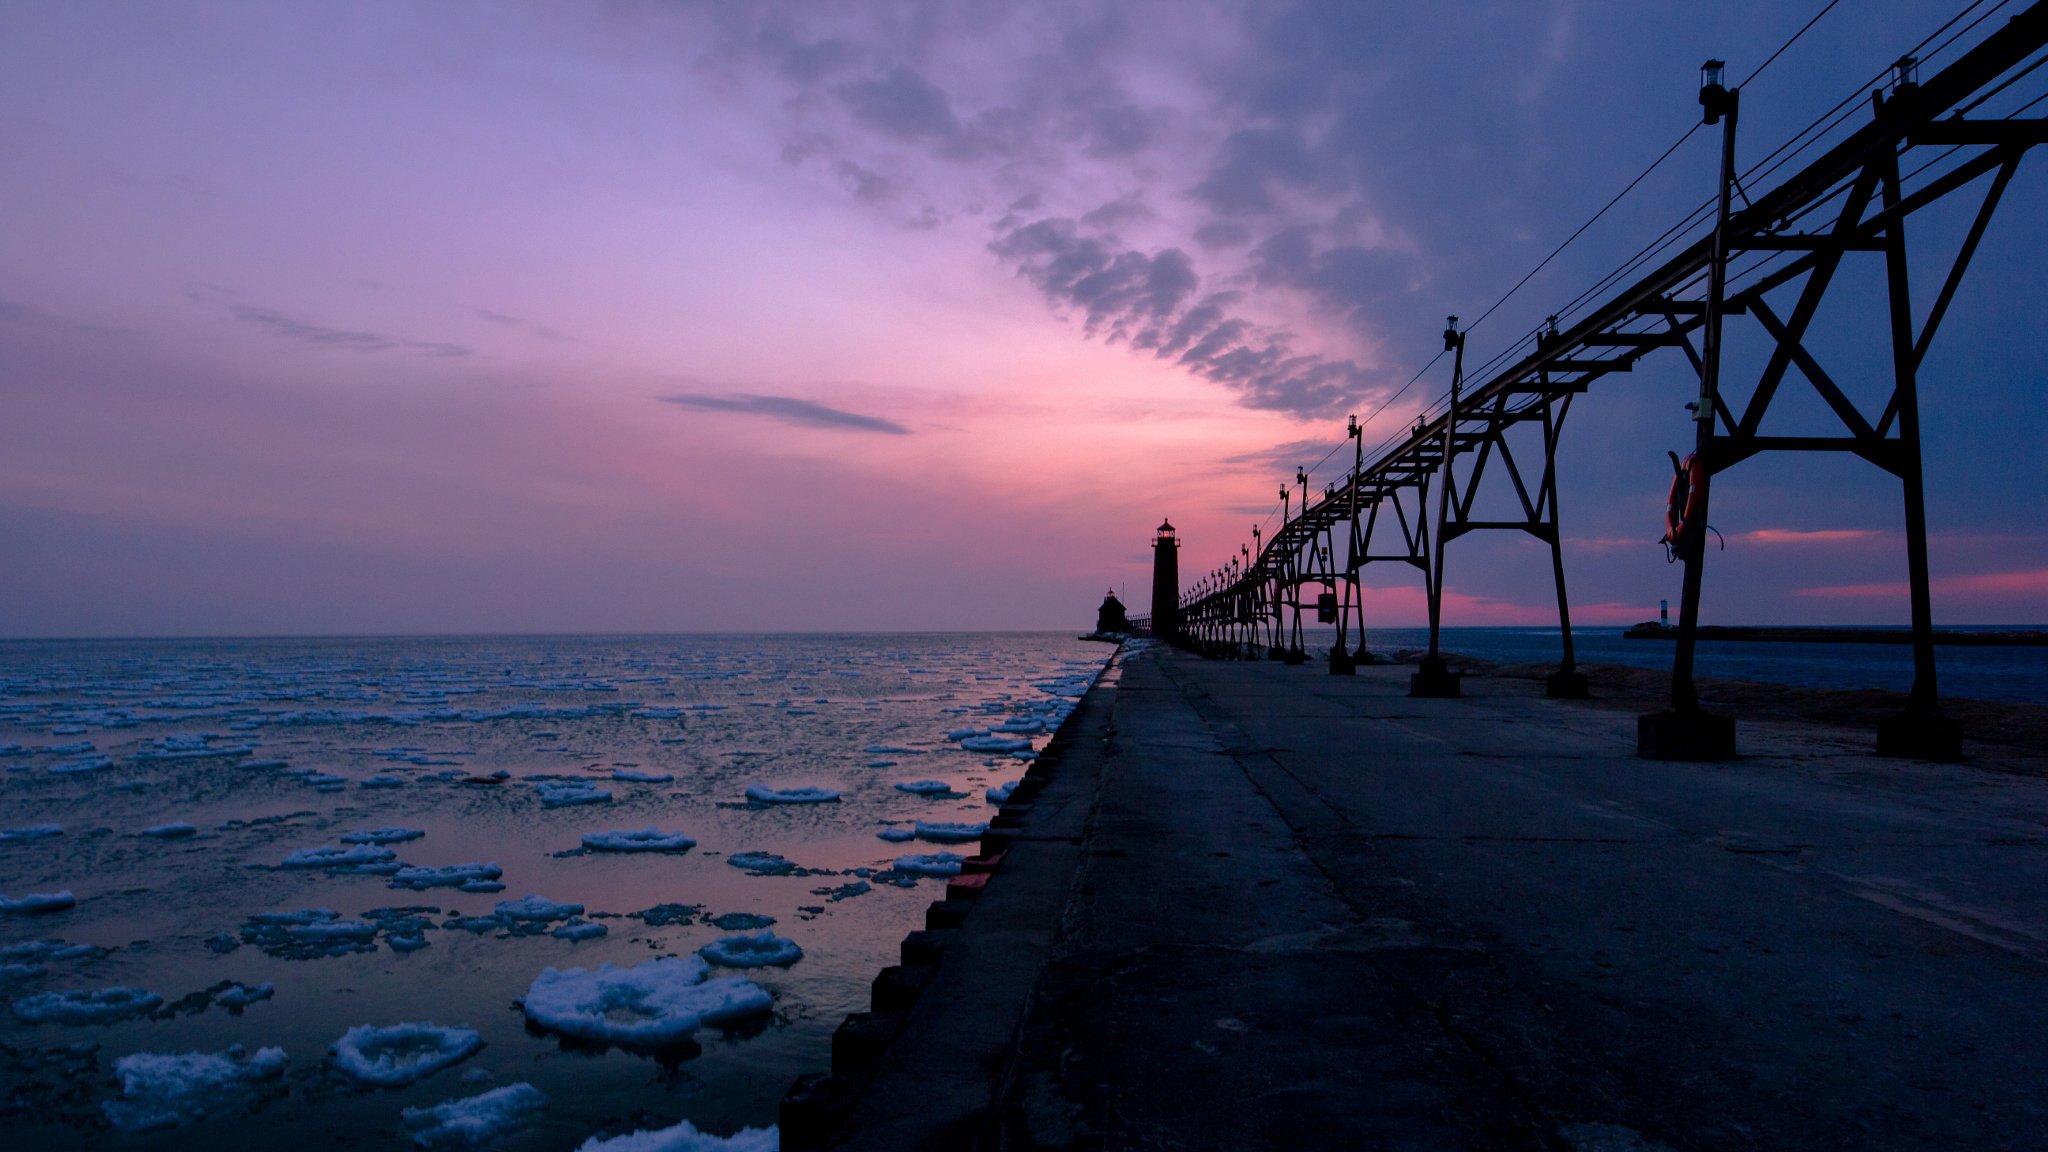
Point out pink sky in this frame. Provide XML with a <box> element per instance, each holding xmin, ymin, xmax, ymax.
<box><xmin>1</xmin><ymin>2</ymin><xmax>2042</xmax><ymax>634</ymax></box>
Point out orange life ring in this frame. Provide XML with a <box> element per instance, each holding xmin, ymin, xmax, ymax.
<box><xmin>1660</xmin><ymin>451</ymin><xmax>1707</xmax><ymax>560</ymax></box>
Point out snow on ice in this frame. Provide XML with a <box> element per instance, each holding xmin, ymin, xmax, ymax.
<box><xmin>577</xmin><ymin>1120</ymin><xmax>779</xmax><ymax>1152</ymax></box>
<box><xmin>520</xmin><ymin>957</ymin><xmax>770</xmax><ymax>1047</ymax></box>
<box><xmin>744</xmin><ymin>784</ymin><xmax>840</xmax><ymax>804</ymax></box>
<box><xmin>582</xmin><ymin>828</ymin><xmax>696</xmax><ymax>853</ymax></box>
<box><xmin>330</xmin><ymin>1022</ymin><xmax>483</xmax><ymax>1086</ymax></box>
<box><xmin>696</xmin><ymin>931</ymin><xmax>802</xmax><ymax>968</ymax></box>
<box><xmin>913</xmin><ymin>821</ymin><xmax>988</xmax><ymax>843</ymax></box>
<box><xmin>401</xmin><ymin>1082</ymin><xmax>547</xmax><ymax>1148</ymax></box>
<box><xmin>102</xmin><ymin>1045</ymin><xmax>288</xmax><ymax>1132</ymax></box>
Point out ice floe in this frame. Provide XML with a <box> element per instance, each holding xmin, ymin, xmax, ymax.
<box><xmin>913</xmin><ymin>820</ymin><xmax>988</xmax><ymax>843</ymax></box>
<box><xmin>892</xmin><ymin>779</ymin><xmax>952</xmax><ymax>795</ymax></box>
<box><xmin>875</xmin><ymin>826</ymin><xmax>915</xmax><ymax>842</ymax></box>
<box><xmin>744</xmin><ymin>784</ymin><xmax>840</xmax><ymax>804</ymax></box>
<box><xmin>611</xmin><ymin>769</ymin><xmax>674</xmax><ymax>783</ymax></box>
<box><xmin>0</xmin><ymin>891</ymin><xmax>76</xmax><ymax>915</ymax></box>
<box><xmin>343</xmin><ymin>826</ymin><xmax>426</xmax><ymax>844</ymax></box>
<box><xmin>281</xmin><ymin>844</ymin><xmax>397</xmax><ymax>870</ymax></box>
<box><xmin>537</xmin><ymin>781</ymin><xmax>612</xmax><ymax>807</ymax></box>
<box><xmin>725</xmin><ymin>852</ymin><xmax>797</xmax><ymax>876</ymax></box>
<box><xmin>582</xmin><ymin>827</ymin><xmax>696</xmax><ymax>853</ymax></box>
<box><xmin>631</xmin><ymin>903</ymin><xmax>701</xmax><ymax>927</ymax></box>
<box><xmin>520</xmin><ymin>957</ymin><xmax>770</xmax><ymax>1047</ymax></box>
<box><xmin>986</xmin><ymin>780</ymin><xmax>1018</xmax><ymax>804</ymax></box>
<box><xmin>495</xmin><ymin>895</ymin><xmax>584</xmax><ymax>922</ymax></box>
<box><xmin>402</xmin><ymin>1082</ymin><xmax>547</xmax><ymax>1148</ymax></box>
<box><xmin>958</xmin><ymin>735</ymin><xmax>1031</xmax><ymax>754</ymax></box>
<box><xmin>708</xmin><ymin>912</ymin><xmax>775</xmax><ymax>931</ymax></box>
<box><xmin>13</xmin><ymin>985</ymin><xmax>162</xmax><ymax>1024</ymax></box>
<box><xmin>49</xmin><ymin>755</ymin><xmax>113</xmax><ymax>774</ymax></box>
<box><xmin>140</xmin><ymin>821</ymin><xmax>199</xmax><ymax>839</ymax></box>
<box><xmin>102</xmin><ymin>1045</ymin><xmax>288</xmax><ymax>1132</ymax></box>
<box><xmin>553</xmin><ymin>920</ymin><xmax>606</xmax><ymax>942</ymax></box>
<box><xmin>577</xmin><ymin>1119</ymin><xmax>779</xmax><ymax>1152</ymax></box>
<box><xmin>391</xmin><ymin>862</ymin><xmax>502</xmax><ymax>890</ymax></box>
<box><xmin>697</xmin><ymin>931</ymin><xmax>802</xmax><ymax>968</ymax></box>
<box><xmin>891</xmin><ymin>852</ymin><xmax>966</xmax><ymax>877</ymax></box>
<box><xmin>216</xmin><ymin>982</ymin><xmax>275</xmax><ymax>1011</ymax></box>
<box><xmin>0</xmin><ymin>824</ymin><xmax>63</xmax><ymax>842</ymax></box>
<box><xmin>331</xmin><ymin>1022</ymin><xmax>483</xmax><ymax>1086</ymax></box>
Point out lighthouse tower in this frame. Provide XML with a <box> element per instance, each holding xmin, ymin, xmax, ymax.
<box><xmin>1150</xmin><ymin>519</ymin><xmax>1180</xmax><ymax>641</ymax></box>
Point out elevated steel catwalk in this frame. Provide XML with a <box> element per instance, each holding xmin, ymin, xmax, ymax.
<box><xmin>1179</xmin><ymin>2</ymin><xmax>2048</xmax><ymax>757</ymax></box>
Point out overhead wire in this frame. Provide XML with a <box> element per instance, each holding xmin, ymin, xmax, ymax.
<box><xmin>1203</xmin><ymin>0</ymin><xmax>2041</xmax><ymax>596</ymax></box>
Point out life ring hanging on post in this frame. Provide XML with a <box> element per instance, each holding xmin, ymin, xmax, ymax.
<box><xmin>1660</xmin><ymin>451</ymin><xmax>1723</xmax><ymax>563</ymax></box>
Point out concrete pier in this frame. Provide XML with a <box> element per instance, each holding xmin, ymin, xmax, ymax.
<box><xmin>805</xmin><ymin>646</ymin><xmax>2048</xmax><ymax>1150</ymax></box>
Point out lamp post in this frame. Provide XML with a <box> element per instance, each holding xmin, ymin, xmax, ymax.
<box><xmin>1643</xmin><ymin>59</ymin><xmax>1741</xmax><ymax>758</ymax></box>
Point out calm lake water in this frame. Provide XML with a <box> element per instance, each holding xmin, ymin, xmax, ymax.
<box><xmin>1324</xmin><ymin>624</ymin><xmax>2048</xmax><ymax>705</ymax></box>
<box><xmin>0</xmin><ymin>633</ymin><xmax>1108</xmax><ymax>1150</ymax></box>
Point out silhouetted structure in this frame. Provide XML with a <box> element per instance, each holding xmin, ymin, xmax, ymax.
<box><xmin>1095</xmin><ymin>590</ymin><xmax>1130</xmax><ymax>635</ymax></box>
<box><xmin>1150</xmin><ymin>520</ymin><xmax>1180</xmax><ymax>641</ymax></box>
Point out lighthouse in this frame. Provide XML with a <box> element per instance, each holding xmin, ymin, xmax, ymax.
<box><xmin>1150</xmin><ymin>519</ymin><xmax>1180</xmax><ymax>641</ymax></box>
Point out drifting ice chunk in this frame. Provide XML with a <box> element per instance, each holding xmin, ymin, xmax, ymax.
<box><xmin>913</xmin><ymin>820</ymin><xmax>988</xmax><ymax>843</ymax></box>
<box><xmin>875</xmin><ymin>826</ymin><xmax>915</xmax><ymax>842</ymax></box>
<box><xmin>611</xmin><ymin>770</ymin><xmax>674</xmax><ymax>783</ymax></box>
<box><xmin>992</xmin><ymin>718</ymin><xmax>1046</xmax><ymax>734</ymax></box>
<box><xmin>216</xmin><ymin>982</ymin><xmax>275</xmax><ymax>1010</ymax></box>
<box><xmin>944</xmin><ymin>728</ymin><xmax>980</xmax><ymax>741</ymax></box>
<box><xmin>282</xmin><ymin>844</ymin><xmax>397</xmax><ymax>869</ymax></box>
<box><xmin>331</xmin><ymin>1022</ymin><xmax>483</xmax><ymax>1086</ymax></box>
<box><xmin>708</xmin><ymin>912</ymin><xmax>775</xmax><ymax>931</ymax></box>
<box><xmin>577</xmin><ymin>1119</ymin><xmax>779</xmax><ymax>1152</ymax></box>
<box><xmin>744</xmin><ymin>784</ymin><xmax>840</xmax><ymax>804</ymax></box>
<box><xmin>460</xmin><ymin>879</ymin><xmax>504</xmax><ymax>893</ymax></box>
<box><xmin>13</xmin><ymin>985</ymin><xmax>163</xmax><ymax>1024</ymax></box>
<box><xmin>49</xmin><ymin>755</ymin><xmax>113</xmax><ymax>774</ymax></box>
<box><xmin>892</xmin><ymin>852</ymin><xmax>966</xmax><ymax>877</ymax></box>
<box><xmin>553</xmin><ymin>920</ymin><xmax>606</xmax><ymax>942</ymax></box>
<box><xmin>0</xmin><ymin>824</ymin><xmax>62</xmax><ymax>842</ymax></box>
<box><xmin>725</xmin><ymin>852</ymin><xmax>796</xmax><ymax>876</ymax></box>
<box><xmin>520</xmin><ymin>957</ymin><xmax>770</xmax><ymax>1047</ymax></box>
<box><xmin>537</xmin><ymin>781</ymin><xmax>612</xmax><ymax>807</ymax></box>
<box><xmin>402</xmin><ymin>1082</ymin><xmax>548</xmax><ymax>1148</ymax></box>
<box><xmin>697</xmin><ymin>931</ymin><xmax>802</xmax><ymax>968</ymax></box>
<box><xmin>102</xmin><ymin>1044</ymin><xmax>288</xmax><ymax>1132</ymax></box>
<box><xmin>41</xmin><ymin>741</ymin><xmax>95</xmax><ymax>754</ymax></box>
<box><xmin>0</xmin><ymin>891</ymin><xmax>76</xmax><ymax>915</ymax></box>
<box><xmin>986</xmin><ymin>780</ymin><xmax>1018</xmax><ymax>804</ymax></box>
<box><xmin>0</xmin><ymin>962</ymin><xmax>43</xmax><ymax>981</ymax></box>
<box><xmin>958</xmin><ymin>735</ymin><xmax>1031</xmax><ymax>754</ymax></box>
<box><xmin>343</xmin><ymin>827</ymin><xmax>426</xmax><ymax>845</ymax></box>
<box><xmin>892</xmin><ymin>780</ymin><xmax>952</xmax><ymax>795</ymax></box>
<box><xmin>582</xmin><ymin>827</ymin><xmax>696</xmax><ymax>853</ymax></box>
<box><xmin>495</xmin><ymin>895</ymin><xmax>584</xmax><ymax>922</ymax></box>
<box><xmin>391</xmin><ymin>863</ymin><xmax>503</xmax><ymax>890</ymax></box>
<box><xmin>140</xmin><ymin>822</ymin><xmax>198</xmax><ymax>839</ymax></box>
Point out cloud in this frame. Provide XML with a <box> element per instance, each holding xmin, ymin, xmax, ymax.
<box><xmin>231</xmin><ymin>306</ymin><xmax>469</xmax><ymax>357</ymax></box>
<box><xmin>658</xmin><ymin>392</ymin><xmax>911</xmax><ymax>435</ymax></box>
<box><xmin>834</xmin><ymin>66</ymin><xmax>964</xmax><ymax>149</ymax></box>
<box><xmin>1796</xmin><ymin>567</ymin><xmax>2048</xmax><ymax>600</ymax></box>
<box><xmin>989</xmin><ymin>214</ymin><xmax>1372</xmax><ymax>415</ymax></box>
<box><xmin>1220</xmin><ymin>438</ymin><xmax>1337</xmax><ymax>471</ymax></box>
<box><xmin>476</xmin><ymin>309</ymin><xmax>577</xmax><ymax>343</ymax></box>
<box><xmin>1738</xmin><ymin>528</ymin><xmax>1880</xmax><ymax>545</ymax></box>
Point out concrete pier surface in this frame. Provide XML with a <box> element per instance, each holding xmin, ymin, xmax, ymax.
<box><xmin>818</xmin><ymin>646</ymin><xmax>2048</xmax><ymax>1150</ymax></box>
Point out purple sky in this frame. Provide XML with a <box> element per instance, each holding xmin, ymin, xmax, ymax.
<box><xmin>1</xmin><ymin>1</ymin><xmax>2043</xmax><ymax>636</ymax></box>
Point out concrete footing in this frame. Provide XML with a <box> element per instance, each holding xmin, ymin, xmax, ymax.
<box><xmin>1876</xmin><ymin>709</ymin><xmax>1964</xmax><ymax>761</ymax></box>
<box><xmin>1409</xmin><ymin>654</ymin><xmax>1462</xmax><ymax>698</ymax></box>
<box><xmin>1545</xmin><ymin>669</ymin><xmax>1590</xmax><ymax>699</ymax></box>
<box><xmin>1328</xmin><ymin>646</ymin><xmax>1357</xmax><ymax>675</ymax></box>
<box><xmin>1637</xmin><ymin>708</ymin><xmax>1736</xmax><ymax>760</ymax></box>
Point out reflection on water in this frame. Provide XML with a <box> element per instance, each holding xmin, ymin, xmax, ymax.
<box><xmin>0</xmin><ymin>633</ymin><xmax>1105</xmax><ymax>1150</ymax></box>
